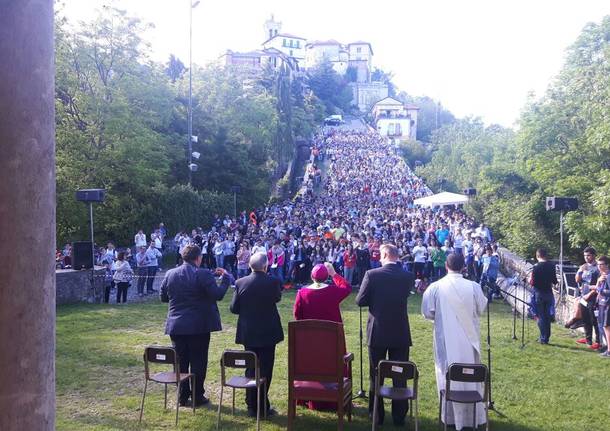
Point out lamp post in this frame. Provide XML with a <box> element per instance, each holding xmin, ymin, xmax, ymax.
<box><xmin>230</xmin><ymin>185</ymin><xmax>241</xmax><ymax>219</ymax></box>
<box><xmin>187</xmin><ymin>0</ymin><xmax>200</xmax><ymax>185</ymax></box>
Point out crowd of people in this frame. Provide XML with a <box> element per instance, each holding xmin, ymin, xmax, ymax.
<box><xmin>163</xmin><ymin>130</ymin><xmax>498</xmax><ymax>290</ymax></box>
<box><xmin>87</xmin><ymin>129</ymin><xmax>502</xmax><ymax>307</ymax></box>
<box><xmin>157</xmin><ymin>128</ymin><xmax>506</xmax><ymax>430</ymax></box>
<box><xmin>59</xmin><ymin>125</ymin><xmax>609</xmax><ymax>428</ymax></box>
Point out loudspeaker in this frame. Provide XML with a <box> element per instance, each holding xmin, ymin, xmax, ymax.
<box><xmin>545</xmin><ymin>196</ymin><xmax>578</xmax><ymax>212</ymax></box>
<box><xmin>72</xmin><ymin>241</ymin><xmax>93</xmax><ymax>269</ymax></box>
<box><xmin>76</xmin><ymin>189</ymin><xmax>105</xmax><ymax>202</ymax></box>
<box><xmin>464</xmin><ymin>188</ymin><xmax>477</xmax><ymax>196</ymax></box>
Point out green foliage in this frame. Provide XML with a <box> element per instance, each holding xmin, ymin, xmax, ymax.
<box><xmin>416</xmin><ymin>16</ymin><xmax>610</xmax><ymax>259</ymax></box>
<box><xmin>307</xmin><ymin>59</ymin><xmax>353</xmax><ymax>115</ymax></box>
<box><xmin>371</xmin><ymin>67</ymin><xmax>396</xmax><ymax>96</ymax></box>
<box><xmin>154</xmin><ymin>184</ymin><xmax>232</xmax><ymax>233</ymax></box>
<box><xmin>416</xmin><ymin>118</ymin><xmax>514</xmax><ymax>192</ymax></box>
<box><xmin>165</xmin><ymin>54</ymin><xmax>186</xmax><ymax>83</ymax></box>
<box><xmin>54</xmin><ymin>7</ymin><xmax>317</xmax><ymax>245</ymax></box>
<box><xmin>396</xmin><ymin>92</ymin><xmax>456</xmax><ymax>142</ymax></box>
<box><xmin>345</xmin><ymin>65</ymin><xmax>358</xmax><ymax>83</ymax></box>
<box><xmin>55</xmin><ymin>7</ymin><xmax>174</xmax><ymax>244</ymax></box>
<box><xmin>516</xmin><ymin>16</ymin><xmax>610</xmax><ymax>254</ymax></box>
<box><xmin>398</xmin><ymin>140</ymin><xmax>431</xmax><ymax>168</ymax></box>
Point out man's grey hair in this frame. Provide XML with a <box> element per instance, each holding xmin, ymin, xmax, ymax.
<box><xmin>249</xmin><ymin>252</ymin><xmax>268</xmax><ymax>272</ymax></box>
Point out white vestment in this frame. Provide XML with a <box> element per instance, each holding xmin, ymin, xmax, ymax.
<box><xmin>422</xmin><ymin>272</ymin><xmax>488</xmax><ymax>430</ymax></box>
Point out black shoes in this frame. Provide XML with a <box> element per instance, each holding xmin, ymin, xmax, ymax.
<box><xmin>180</xmin><ymin>396</ymin><xmax>209</xmax><ymax>408</ymax></box>
<box><xmin>248</xmin><ymin>407</ymin><xmax>277</xmax><ymax>418</ymax></box>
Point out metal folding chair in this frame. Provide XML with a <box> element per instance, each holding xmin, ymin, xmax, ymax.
<box><xmin>439</xmin><ymin>363</ymin><xmax>489</xmax><ymax>431</ymax></box>
<box><xmin>372</xmin><ymin>360</ymin><xmax>419</xmax><ymax>431</ymax></box>
<box><xmin>139</xmin><ymin>345</ymin><xmax>195</xmax><ymax>426</ymax></box>
<box><xmin>217</xmin><ymin>350</ymin><xmax>266</xmax><ymax>431</ymax></box>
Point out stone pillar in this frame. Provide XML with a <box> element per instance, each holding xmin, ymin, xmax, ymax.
<box><xmin>0</xmin><ymin>1</ymin><xmax>55</xmax><ymax>430</ymax></box>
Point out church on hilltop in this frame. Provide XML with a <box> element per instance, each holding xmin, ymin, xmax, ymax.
<box><xmin>220</xmin><ymin>15</ymin><xmax>389</xmax><ymax>112</ymax></box>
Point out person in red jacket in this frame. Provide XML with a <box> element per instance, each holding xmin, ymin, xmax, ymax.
<box><xmin>293</xmin><ymin>262</ymin><xmax>352</xmax><ymax>410</ymax></box>
<box><xmin>343</xmin><ymin>243</ymin><xmax>357</xmax><ymax>284</ymax></box>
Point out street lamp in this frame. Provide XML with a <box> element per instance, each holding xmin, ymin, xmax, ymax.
<box><xmin>187</xmin><ymin>0</ymin><xmax>200</xmax><ymax>185</ymax></box>
<box><xmin>230</xmin><ymin>185</ymin><xmax>241</xmax><ymax>218</ymax></box>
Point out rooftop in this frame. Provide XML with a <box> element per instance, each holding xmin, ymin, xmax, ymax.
<box><xmin>263</xmin><ymin>33</ymin><xmax>307</xmax><ymax>44</ymax></box>
<box><xmin>348</xmin><ymin>41</ymin><xmax>374</xmax><ymax>55</ymax></box>
<box><xmin>306</xmin><ymin>39</ymin><xmax>343</xmax><ymax>47</ymax></box>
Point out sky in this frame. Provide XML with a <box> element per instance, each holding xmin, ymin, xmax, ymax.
<box><xmin>61</xmin><ymin>0</ymin><xmax>609</xmax><ymax>128</ymax></box>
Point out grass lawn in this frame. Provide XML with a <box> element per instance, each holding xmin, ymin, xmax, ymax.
<box><xmin>57</xmin><ymin>290</ymin><xmax>610</xmax><ymax>430</ymax></box>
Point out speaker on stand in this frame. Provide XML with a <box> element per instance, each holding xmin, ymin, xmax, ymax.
<box><xmin>76</xmin><ymin>189</ymin><xmax>106</xmax><ymax>301</ymax></box>
<box><xmin>545</xmin><ymin>196</ymin><xmax>579</xmax><ymax>304</ymax></box>
<box><xmin>72</xmin><ymin>241</ymin><xmax>93</xmax><ymax>269</ymax></box>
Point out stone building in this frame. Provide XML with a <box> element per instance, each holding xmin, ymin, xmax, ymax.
<box><xmin>221</xmin><ymin>15</ymin><xmax>391</xmax><ymax>112</ymax></box>
<box><xmin>371</xmin><ymin>96</ymin><xmax>419</xmax><ymax>140</ymax></box>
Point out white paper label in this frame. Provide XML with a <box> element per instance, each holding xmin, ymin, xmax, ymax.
<box><xmin>156</xmin><ymin>354</ymin><xmax>166</xmax><ymax>361</ymax></box>
<box><xmin>391</xmin><ymin>366</ymin><xmax>403</xmax><ymax>373</ymax></box>
<box><xmin>235</xmin><ymin>359</ymin><xmax>246</xmax><ymax>366</ymax></box>
<box><xmin>463</xmin><ymin>368</ymin><xmax>475</xmax><ymax>375</ymax></box>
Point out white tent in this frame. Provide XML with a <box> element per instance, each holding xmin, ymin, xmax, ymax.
<box><xmin>414</xmin><ymin>191</ymin><xmax>469</xmax><ymax>207</ymax></box>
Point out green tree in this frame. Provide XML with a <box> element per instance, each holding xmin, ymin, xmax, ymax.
<box><xmin>516</xmin><ymin>16</ymin><xmax>610</xmax><ymax>254</ymax></box>
<box><xmin>371</xmin><ymin>67</ymin><xmax>396</xmax><ymax>96</ymax></box>
<box><xmin>55</xmin><ymin>7</ymin><xmax>175</xmax><ymax>244</ymax></box>
<box><xmin>307</xmin><ymin>59</ymin><xmax>353</xmax><ymax>114</ymax></box>
<box><xmin>396</xmin><ymin>92</ymin><xmax>456</xmax><ymax>142</ymax></box>
<box><xmin>165</xmin><ymin>54</ymin><xmax>186</xmax><ymax>83</ymax></box>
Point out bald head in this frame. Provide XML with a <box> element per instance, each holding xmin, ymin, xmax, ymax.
<box><xmin>249</xmin><ymin>252</ymin><xmax>268</xmax><ymax>272</ymax></box>
<box><xmin>380</xmin><ymin>243</ymin><xmax>399</xmax><ymax>264</ymax></box>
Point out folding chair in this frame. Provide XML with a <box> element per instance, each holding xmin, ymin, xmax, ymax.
<box><xmin>439</xmin><ymin>363</ymin><xmax>489</xmax><ymax>431</ymax></box>
<box><xmin>217</xmin><ymin>350</ymin><xmax>267</xmax><ymax>431</ymax></box>
<box><xmin>139</xmin><ymin>346</ymin><xmax>195</xmax><ymax>426</ymax></box>
<box><xmin>372</xmin><ymin>360</ymin><xmax>419</xmax><ymax>431</ymax></box>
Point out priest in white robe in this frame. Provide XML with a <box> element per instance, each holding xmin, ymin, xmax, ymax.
<box><xmin>422</xmin><ymin>252</ymin><xmax>488</xmax><ymax>430</ymax></box>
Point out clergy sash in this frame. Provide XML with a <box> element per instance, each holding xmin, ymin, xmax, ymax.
<box><xmin>444</xmin><ymin>279</ymin><xmax>480</xmax><ymax>354</ymax></box>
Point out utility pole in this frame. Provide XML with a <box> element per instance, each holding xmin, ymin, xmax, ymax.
<box><xmin>187</xmin><ymin>0</ymin><xmax>200</xmax><ymax>184</ymax></box>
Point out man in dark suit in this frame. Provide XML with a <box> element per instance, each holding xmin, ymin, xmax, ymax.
<box><xmin>230</xmin><ymin>252</ymin><xmax>283</xmax><ymax>417</ymax></box>
<box><xmin>356</xmin><ymin>243</ymin><xmax>415</xmax><ymax>426</ymax></box>
<box><xmin>160</xmin><ymin>244</ymin><xmax>231</xmax><ymax>407</ymax></box>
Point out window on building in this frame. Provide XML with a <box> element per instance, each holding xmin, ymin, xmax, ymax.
<box><xmin>269</xmin><ymin>29</ymin><xmax>273</xmax><ymax>39</ymax></box>
<box><xmin>290</xmin><ymin>50</ymin><xmax>294</xmax><ymax>57</ymax></box>
<box><xmin>357</xmin><ymin>47</ymin><xmax>362</xmax><ymax>53</ymax></box>
<box><xmin>283</xmin><ymin>38</ymin><xmax>287</xmax><ymax>47</ymax></box>
<box><xmin>289</xmin><ymin>39</ymin><xmax>293</xmax><ymax>47</ymax></box>
<box><xmin>296</xmin><ymin>40</ymin><xmax>300</xmax><ymax>48</ymax></box>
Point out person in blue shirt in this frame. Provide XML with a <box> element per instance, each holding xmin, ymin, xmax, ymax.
<box><xmin>480</xmin><ymin>245</ymin><xmax>501</xmax><ymax>300</ymax></box>
<box><xmin>435</xmin><ymin>224</ymin><xmax>450</xmax><ymax>247</ymax></box>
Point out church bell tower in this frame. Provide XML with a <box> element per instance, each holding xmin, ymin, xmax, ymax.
<box><xmin>264</xmin><ymin>14</ymin><xmax>282</xmax><ymax>41</ymax></box>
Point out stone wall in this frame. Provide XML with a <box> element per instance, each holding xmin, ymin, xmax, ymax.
<box><xmin>496</xmin><ymin>247</ymin><xmax>576</xmax><ymax>325</ymax></box>
<box><xmin>56</xmin><ymin>267</ymin><xmax>106</xmax><ymax>305</ymax></box>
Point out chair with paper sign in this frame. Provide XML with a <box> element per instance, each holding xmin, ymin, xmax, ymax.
<box><xmin>372</xmin><ymin>360</ymin><xmax>419</xmax><ymax>431</ymax></box>
<box><xmin>217</xmin><ymin>349</ymin><xmax>267</xmax><ymax>431</ymax></box>
<box><xmin>139</xmin><ymin>345</ymin><xmax>195</xmax><ymax>426</ymax></box>
<box><xmin>439</xmin><ymin>363</ymin><xmax>489</xmax><ymax>431</ymax></box>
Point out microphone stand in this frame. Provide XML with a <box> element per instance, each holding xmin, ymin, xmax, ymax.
<box><xmin>496</xmin><ymin>284</ymin><xmax>531</xmax><ymax>350</ymax></box>
<box><xmin>354</xmin><ymin>306</ymin><xmax>367</xmax><ymax>399</ymax></box>
<box><xmin>482</xmin><ymin>282</ymin><xmax>506</xmax><ymax>418</ymax></box>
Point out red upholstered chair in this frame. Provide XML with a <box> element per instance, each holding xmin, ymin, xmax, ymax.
<box><xmin>287</xmin><ymin>320</ymin><xmax>354</xmax><ymax>431</ymax></box>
